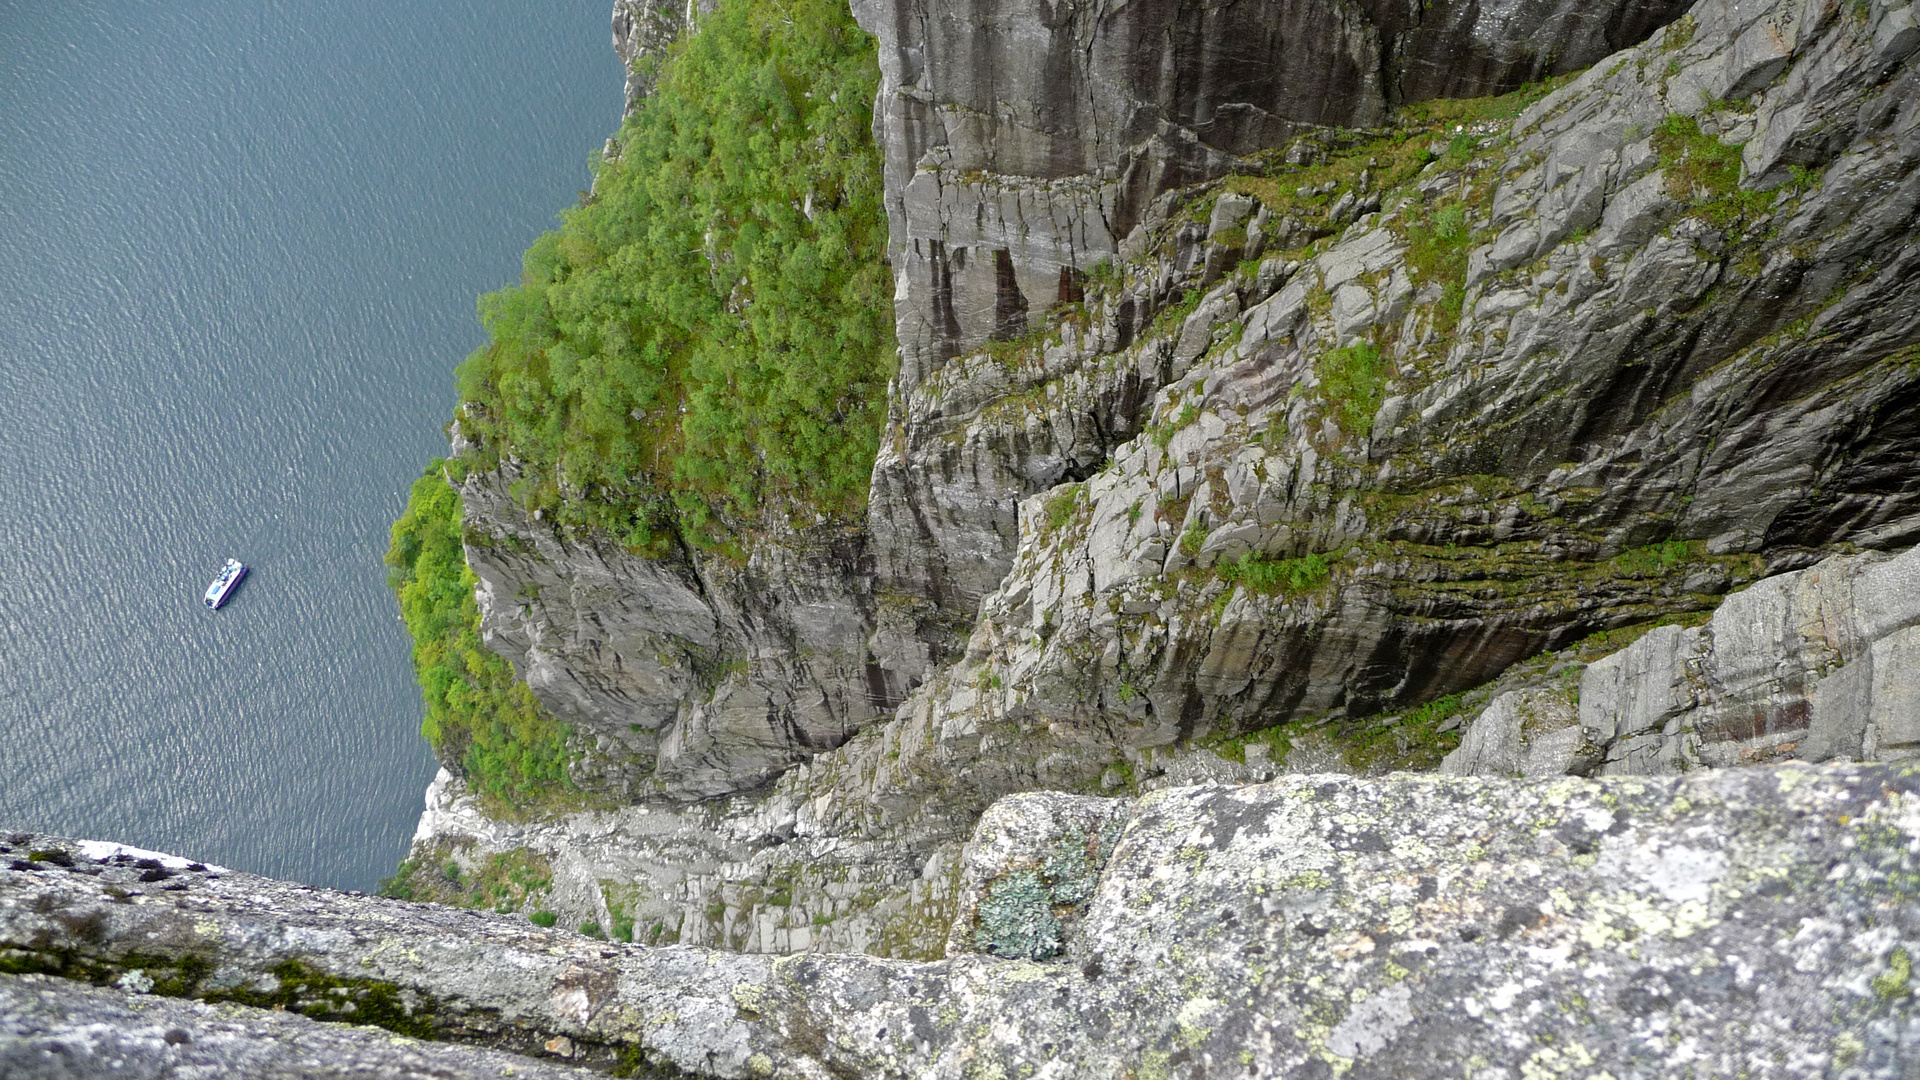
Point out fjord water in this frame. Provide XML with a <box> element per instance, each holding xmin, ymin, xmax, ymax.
<box><xmin>0</xmin><ymin>0</ymin><xmax>619</xmax><ymax>890</ymax></box>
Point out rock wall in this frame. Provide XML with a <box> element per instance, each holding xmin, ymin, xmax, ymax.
<box><xmin>476</xmin><ymin>0</ymin><xmax>1712</xmax><ymax>808</ymax></box>
<box><xmin>460</xmin><ymin>460</ymin><xmax>907</xmax><ymax>799</ymax></box>
<box><xmin>854</xmin><ymin>0</ymin><xmax>1695</xmax><ymax>622</ymax></box>
<box><xmin>789</xmin><ymin>0</ymin><xmax>1920</xmax><ymax>886</ymax></box>
<box><xmin>9</xmin><ymin>761</ymin><xmax>1920</xmax><ymax>1078</ymax></box>
<box><xmin>1447</xmin><ymin>542</ymin><xmax>1920</xmax><ymax>777</ymax></box>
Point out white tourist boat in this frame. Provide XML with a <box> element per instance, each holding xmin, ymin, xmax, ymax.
<box><xmin>203</xmin><ymin>558</ymin><xmax>247</xmax><ymax>610</ymax></box>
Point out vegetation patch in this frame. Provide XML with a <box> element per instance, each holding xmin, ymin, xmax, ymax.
<box><xmin>1607</xmin><ymin>538</ymin><xmax>1703</xmax><ymax>578</ymax></box>
<box><xmin>1401</xmin><ymin>200</ymin><xmax>1472</xmax><ymax>331</ymax></box>
<box><xmin>204</xmin><ymin>959</ymin><xmax>442</xmax><ymax>1039</ymax></box>
<box><xmin>451</xmin><ymin>0</ymin><xmax>893</xmax><ymax>552</ymax></box>
<box><xmin>974</xmin><ymin>871</ymin><xmax>1062</xmax><ymax>960</ymax></box>
<box><xmin>1652</xmin><ymin>114</ymin><xmax>1772</xmax><ymax>229</ymax></box>
<box><xmin>1043</xmin><ymin>484</ymin><xmax>1084</xmax><ymax>533</ymax></box>
<box><xmin>1216</xmin><ymin>551</ymin><xmax>1336</xmax><ymax>597</ymax></box>
<box><xmin>1</xmin><ymin>948</ymin><xmax>215</xmax><ymax>1000</ymax></box>
<box><xmin>386</xmin><ymin>465</ymin><xmax>582</xmax><ymax>817</ymax></box>
<box><xmin>379</xmin><ymin>841</ymin><xmax>554</xmax><ymax>914</ymax></box>
<box><xmin>972</xmin><ymin>823</ymin><xmax>1119</xmax><ymax>960</ymax></box>
<box><xmin>1317</xmin><ymin>340</ymin><xmax>1387</xmax><ymax>436</ymax></box>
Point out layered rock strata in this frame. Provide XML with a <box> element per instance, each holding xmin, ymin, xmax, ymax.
<box><xmin>429</xmin><ymin>0</ymin><xmax>1920</xmax><ymax>956</ymax></box>
<box><xmin>461</xmin><ymin>462</ymin><xmax>909</xmax><ymax>799</ymax></box>
<box><xmin>11</xmin><ymin>761</ymin><xmax>1920</xmax><ymax>1078</ymax></box>
<box><xmin>1447</xmin><ymin>541</ymin><xmax>1920</xmax><ymax>777</ymax></box>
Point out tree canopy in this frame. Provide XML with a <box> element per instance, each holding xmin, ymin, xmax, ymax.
<box><xmin>455</xmin><ymin>0</ymin><xmax>893</xmax><ymax>552</ymax></box>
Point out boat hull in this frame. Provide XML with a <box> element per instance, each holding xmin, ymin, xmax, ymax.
<box><xmin>204</xmin><ymin>560</ymin><xmax>247</xmax><ymax>610</ymax></box>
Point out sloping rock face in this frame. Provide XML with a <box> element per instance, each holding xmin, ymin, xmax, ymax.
<box><xmin>460</xmin><ymin>463</ymin><xmax>906</xmax><ymax>799</ymax></box>
<box><xmin>10</xmin><ymin>762</ymin><xmax>1920</xmax><ymax>1078</ymax></box>
<box><xmin>0</xmin><ymin>975</ymin><xmax>600</xmax><ymax>1080</ymax></box>
<box><xmin>783</xmin><ymin>0</ymin><xmax>1920</xmax><ymax>887</ymax></box>
<box><xmin>427</xmin><ymin>0</ymin><xmax>1920</xmax><ymax>958</ymax></box>
<box><xmin>1585</xmin><ymin>543</ymin><xmax>1920</xmax><ymax>771</ymax></box>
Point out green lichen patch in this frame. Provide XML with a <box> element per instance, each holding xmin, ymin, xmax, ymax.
<box><xmin>972</xmin><ymin>821</ymin><xmax>1123</xmax><ymax>960</ymax></box>
<box><xmin>1</xmin><ymin>948</ymin><xmax>214</xmax><ymax>1000</ymax></box>
<box><xmin>1874</xmin><ymin>947</ymin><xmax>1912</xmax><ymax>1000</ymax></box>
<box><xmin>974</xmin><ymin>872</ymin><xmax>1063</xmax><ymax>960</ymax></box>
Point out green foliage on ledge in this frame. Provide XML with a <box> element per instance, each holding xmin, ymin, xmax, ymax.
<box><xmin>1217</xmin><ymin>551</ymin><xmax>1336</xmax><ymax>597</ymax></box>
<box><xmin>386</xmin><ymin>464</ymin><xmax>577</xmax><ymax>815</ymax></box>
<box><xmin>454</xmin><ymin>0</ymin><xmax>894</xmax><ymax>551</ymax></box>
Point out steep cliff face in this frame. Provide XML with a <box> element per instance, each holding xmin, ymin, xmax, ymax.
<box><xmin>1447</xmin><ymin>542</ymin><xmax>1920</xmax><ymax>777</ymax></box>
<box><xmin>9</xmin><ymin>762</ymin><xmax>1919</xmax><ymax>1078</ymax></box>
<box><xmin>461</xmin><ymin>460</ymin><xmax>905</xmax><ymax>799</ymax></box>
<box><xmin>855</xmin><ymin>0</ymin><xmax>1696</xmax><ymax>624</ymax></box>
<box><xmin>471</xmin><ymin>0</ymin><xmax>1711</xmax><ymax>807</ymax></box>
<box><xmin>429</xmin><ymin>0</ymin><xmax>1920</xmax><ymax>959</ymax></box>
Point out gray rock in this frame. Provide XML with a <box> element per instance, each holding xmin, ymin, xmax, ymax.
<box><xmin>10</xmin><ymin>760</ymin><xmax>1920</xmax><ymax>1077</ymax></box>
<box><xmin>0</xmin><ymin>974</ymin><xmax>600</xmax><ymax>1080</ymax></box>
<box><xmin>1578</xmin><ymin>544</ymin><xmax>1920</xmax><ymax>773</ymax></box>
<box><xmin>1441</xmin><ymin>687</ymin><xmax>1592</xmax><ymax>776</ymax></box>
<box><xmin>459</xmin><ymin>462</ymin><xmax>906</xmax><ymax>800</ymax></box>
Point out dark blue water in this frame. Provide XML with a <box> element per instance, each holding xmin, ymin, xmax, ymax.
<box><xmin>0</xmin><ymin>0</ymin><xmax>620</xmax><ymax>890</ymax></box>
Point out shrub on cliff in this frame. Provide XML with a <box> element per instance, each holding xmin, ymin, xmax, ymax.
<box><xmin>454</xmin><ymin>0</ymin><xmax>893</xmax><ymax>551</ymax></box>
<box><xmin>386</xmin><ymin>463</ymin><xmax>576</xmax><ymax>814</ymax></box>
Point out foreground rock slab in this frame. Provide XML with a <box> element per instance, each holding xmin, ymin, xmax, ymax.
<box><xmin>0</xmin><ymin>973</ymin><xmax>600</xmax><ymax>1080</ymax></box>
<box><xmin>6</xmin><ymin>763</ymin><xmax>1919</xmax><ymax>1078</ymax></box>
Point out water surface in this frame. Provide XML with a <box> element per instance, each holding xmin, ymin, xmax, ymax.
<box><xmin>0</xmin><ymin>0</ymin><xmax>620</xmax><ymax>890</ymax></box>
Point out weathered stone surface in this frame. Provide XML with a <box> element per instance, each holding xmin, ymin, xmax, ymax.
<box><xmin>407</xmin><ymin>763</ymin><xmax>963</xmax><ymax>959</ymax></box>
<box><xmin>1440</xmin><ymin>687</ymin><xmax>1591</xmax><ymax>777</ymax></box>
<box><xmin>0</xmin><ymin>974</ymin><xmax>600</xmax><ymax>1080</ymax></box>
<box><xmin>1574</xmin><ymin>543</ymin><xmax>1920</xmax><ymax>774</ymax></box>
<box><xmin>12</xmin><ymin>760</ymin><xmax>1920</xmax><ymax>1077</ymax></box>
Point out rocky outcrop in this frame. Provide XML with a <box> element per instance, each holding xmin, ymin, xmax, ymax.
<box><xmin>796</xmin><ymin>0</ymin><xmax>1920</xmax><ymax>875</ymax></box>
<box><xmin>854</xmin><ymin>0</ymin><xmax>1696</xmax><ymax>620</ymax></box>
<box><xmin>478</xmin><ymin>0</ymin><xmax>1718</xmax><ymax>808</ymax></box>
<box><xmin>11</xmin><ymin>761</ymin><xmax>1920</xmax><ymax>1078</ymax></box>
<box><xmin>460</xmin><ymin>462</ymin><xmax>909</xmax><ymax>799</ymax></box>
<box><xmin>1449</xmin><ymin>542</ymin><xmax>1920</xmax><ymax>777</ymax></box>
<box><xmin>611</xmin><ymin>0</ymin><xmax>717</xmax><ymax>113</ymax></box>
<box><xmin>0</xmin><ymin>975</ymin><xmax>600</xmax><ymax>1080</ymax></box>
